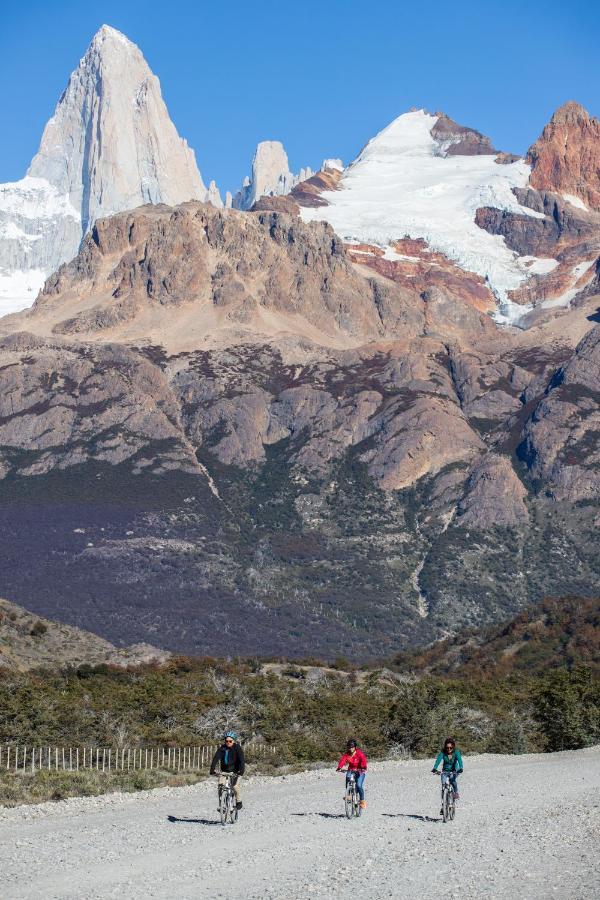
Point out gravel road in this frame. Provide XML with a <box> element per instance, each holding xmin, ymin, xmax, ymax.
<box><xmin>1</xmin><ymin>748</ymin><xmax>598</xmax><ymax>899</ymax></box>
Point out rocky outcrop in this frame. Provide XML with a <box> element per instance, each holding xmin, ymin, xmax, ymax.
<box><xmin>430</xmin><ymin>113</ymin><xmax>498</xmax><ymax>156</ymax></box>
<box><xmin>29</xmin><ymin>202</ymin><xmax>424</xmax><ymax>349</ymax></box>
<box><xmin>475</xmin><ymin>185</ymin><xmax>600</xmax><ymax>307</ymax></box>
<box><xmin>290</xmin><ymin>168</ymin><xmax>344</xmax><ymax>208</ymax></box>
<box><xmin>518</xmin><ymin>325</ymin><xmax>600</xmax><ymax>501</ymax></box>
<box><xmin>457</xmin><ymin>455</ymin><xmax>529</xmax><ymax>527</ymax></box>
<box><xmin>0</xmin><ymin>597</ymin><xmax>170</xmax><ymax>671</ymax></box>
<box><xmin>0</xmin><ymin>333</ymin><xmax>202</xmax><ymax>480</ymax></box>
<box><xmin>526</xmin><ymin>102</ymin><xmax>600</xmax><ymax>211</ymax></box>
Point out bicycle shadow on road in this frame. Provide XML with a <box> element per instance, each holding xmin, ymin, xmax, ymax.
<box><xmin>291</xmin><ymin>812</ymin><xmax>348</xmax><ymax>820</ymax></box>
<box><xmin>167</xmin><ymin>815</ymin><xmax>222</xmax><ymax>826</ymax></box>
<box><xmin>382</xmin><ymin>813</ymin><xmax>440</xmax><ymax>823</ymax></box>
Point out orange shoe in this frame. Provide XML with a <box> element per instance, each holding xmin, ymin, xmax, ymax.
<box><xmin>360</xmin><ymin>800</ymin><xmax>367</xmax><ymax>810</ymax></box>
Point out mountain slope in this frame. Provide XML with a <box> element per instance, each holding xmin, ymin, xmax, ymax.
<box><xmin>393</xmin><ymin>596</ymin><xmax>600</xmax><ymax>676</ymax></box>
<box><xmin>0</xmin><ymin>598</ymin><xmax>170</xmax><ymax>672</ymax></box>
<box><xmin>0</xmin><ymin>25</ymin><xmax>212</xmax><ymax>315</ymax></box>
<box><xmin>0</xmin><ymin>200</ymin><xmax>597</xmax><ymax>659</ymax></box>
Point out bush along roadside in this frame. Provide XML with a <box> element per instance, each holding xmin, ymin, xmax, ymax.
<box><xmin>1</xmin><ymin>655</ymin><xmax>599</xmax><ymax>806</ymax></box>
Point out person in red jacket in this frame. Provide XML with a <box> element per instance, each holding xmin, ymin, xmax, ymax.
<box><xmin>336</xmin><ymin>738</ymin><xmax>368</xmax><ymax>809</ymax></box>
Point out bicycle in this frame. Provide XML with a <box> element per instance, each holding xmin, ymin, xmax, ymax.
<box><xmin>435</xmin><ymin>771</ymin><xmax>457</xmax><ymax>823</ymax></box>
<box><xmin>217</xmin><ymin>773</ymin><xmax>239</xmax><ymax>826</ymax></box>
<box><xmin>343</xmin><ymin>770</ymin><xmax>362</xmax><ymax>819</ymax></box>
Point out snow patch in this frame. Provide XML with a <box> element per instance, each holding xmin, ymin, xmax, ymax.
<box><xmin>562</xmin><ymin>193</ymin><xmax>588</xmax><ymax>211</ymax></box>
<box><xmin>520</xmin><ymin>256</ymin><xmax>559</xmax><ymax>275</ymax></box>
<box><xmin>0</xmin><ymin>268</ymin><xmax>46</xmax><ymax>314</ymax></box>
<box><xmin>0</xmin><ymin>177</ymin><xmax>80</xmax><ymax>222</ymax></box>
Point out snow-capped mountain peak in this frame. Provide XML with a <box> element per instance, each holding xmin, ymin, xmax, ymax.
<box><xmin>300</xmin><ymin>109</ymin><xmax>544</xmax><ymax>320</ymax></box>
<box><xmin>0</xmin><ymin>25</ymin><xmax>216</xmax><ymax>315</ymax></box>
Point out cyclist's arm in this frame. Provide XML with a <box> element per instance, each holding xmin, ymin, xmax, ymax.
<box><xmin>432</xmin><ymin>752</ymin><xmax>443</xmax><ymax>771</ymax></box>
<box><xmin>454</xmin><ymin>749</ymin><xmax>464</xmax><ymax>772</ymax></box>
<box><xmin>209</xmin><ymin>748</ymin><xmax>222</xmax><ymax>775</ymax></box>
<box><xmin>237</xmin><ymin>745</ymin><xmax>246</xmax><ymax>776</ymax></box>
<box><xmin>336</xmin><ymin>754</ymin><xmax>349</xmax><ymax>771</ymax></box>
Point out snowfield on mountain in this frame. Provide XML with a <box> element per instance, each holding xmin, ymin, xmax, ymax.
<box><xmin>300</xmin><ymin>110</ymin><xmax>546</xmax><ymax>321</ymax></box>
<box><xmin>1</xmin><ymin>749</ymin><xmax>598</xmax><ymax>899</ymax></box>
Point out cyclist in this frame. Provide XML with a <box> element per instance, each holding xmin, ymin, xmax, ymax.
<box><xmin>336</xmin><ymin>738</ymin><xmax>368</xmax><ymax>810</ymax></box>
<box><xmin>432</xmin><ymin>736</ymin><xmax>463</xmax><ymax>810</ymax></box>
<box><xmin>210</xmin><ymin>731</ymin><xmax>245</xmax><ymax>810</ymax></box>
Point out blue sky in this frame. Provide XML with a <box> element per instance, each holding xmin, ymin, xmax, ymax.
<box><xmin>1</xmin><ymin>0</ymin><xmax>597</xmax><ymax>194</ymax></box>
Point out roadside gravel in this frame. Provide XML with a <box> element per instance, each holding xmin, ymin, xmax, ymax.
<box><xmin>1</xmin><ymin>748</ymin><xmax>598</xmax><ymax>899</ymax></box>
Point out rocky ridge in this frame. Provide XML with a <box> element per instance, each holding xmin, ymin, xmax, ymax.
<box><xmin>527</xmin><ymin>101</ymin><xmax>600</xmax><ymax>211</ymax></box>
<box><xmin>0</xmin><ymin>598</ymin><xmax>170</xmax><ymax>671</ymax></box>
<box><xmin>0</xmin><ymin>200</ymin><xmax>597</xmax><ymax>658</ymax></box>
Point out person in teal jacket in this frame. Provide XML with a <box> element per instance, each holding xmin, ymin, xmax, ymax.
<box><xmin>432</xmin><ymin>736</ymin><xmax>463</xmax><ymax>801</ymax></box>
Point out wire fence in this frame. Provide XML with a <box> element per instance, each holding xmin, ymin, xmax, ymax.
<box><xmin>0</xmin><ymin>742</ymin><xmax>275</xmax><ymax>774</ymax></box>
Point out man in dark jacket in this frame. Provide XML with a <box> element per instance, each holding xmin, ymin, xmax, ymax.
<box><xmin>210</xmin><ymin>731</ymin><xmax>245</xmax><ymax>809</ymax></box>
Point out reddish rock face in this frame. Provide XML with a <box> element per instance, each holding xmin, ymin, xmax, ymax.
<box><xmin>526</xmin><ymin>101</ymin><xmax>600</xmax><ymax>211</ymax></box>
<box><xmin>347</xmin><ymin>238</ymin><xmax>496</xmax><ymax>314</ymax></box>
<box><xmin>290</xmin><ymin>168</ymin><xmax>343</xmax><ymax>207</ymax></box>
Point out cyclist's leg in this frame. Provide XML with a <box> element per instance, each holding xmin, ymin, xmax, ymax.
<box><xmin>450</xmin><ymin>773</ymin><xmax>459</xmax><ymax>798</ymax></box>
<box><xmin>233</xmin><ymin>775</ymin><xmax>242</xmax><ymax>801</ymax></box>
<box><xmin>355</xmin><ymin>773</ymin><xmax>366</xmax><ymax>802</ymax></box>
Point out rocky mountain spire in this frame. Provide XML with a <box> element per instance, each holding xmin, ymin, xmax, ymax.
<box><xmin>233</xmin><ymin>141</ymin><xmax>313</xmax><ymax>210</ymax></box>
<box><xmin>0</xmin><ymin>25</ymin><xmax>215</xmax><ymax>314</ymax></box>
<box><xmin>28</xmin><ymin>24</ymin><xmax>207</xmax><ymax>232</ymax></box>
<box><xmin>526</xmin><ymin>101</ymin><xmax>600</xmax><ymax>211</ymax></box>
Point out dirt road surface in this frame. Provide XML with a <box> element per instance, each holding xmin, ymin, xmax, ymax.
<box><xmin>1</xmin><ymin>748</ymin><xmax>598</xmax><ymax>898</ymax></box>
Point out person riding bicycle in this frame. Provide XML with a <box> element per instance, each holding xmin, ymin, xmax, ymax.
<box><xmin>432</xmin><ymin>736</ymin><xmax>463</xmax><ymax>805</ymax></box>
<box><xmin>336</xmin><ymin>738</ymin><xmax>368</xmax><ymax>810</ymax></box>
<box><xmin>210</xmin><ymin>731</ymin><xmax>245</xmax><ymax>810</ymax></box>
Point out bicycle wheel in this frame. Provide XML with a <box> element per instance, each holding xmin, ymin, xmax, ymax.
<box><xmin>228</xmin><ymin>794</ymin><xmax>238</xmax><ymax>824</ymax></box>
<box><xmin>219</xmin><ymin>790</ymin><xmax>228</xmax><ymax>826</ymax></box>
<box><xmin>449</xmin><ymin>795</ymin><xmax>456</xmax><ymax>821</ymax></box>
<box><xmin>344</xmin><ymin>786</ymin><xmax>354</xmax><ymax>819</ymax></box>
<box><xmin>442</xmin><ymin>788</ymin><xmax>450</xmax><ymax>823</ymax></box>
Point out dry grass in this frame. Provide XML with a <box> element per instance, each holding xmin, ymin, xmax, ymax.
<box><xmin>0</xmin><ymin>768</ymin><xmax>207</xmax><ymax>808</ymax></box>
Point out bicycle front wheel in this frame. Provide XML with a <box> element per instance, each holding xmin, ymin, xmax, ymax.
<box><xmin>442</xmin><ymin>789</ymin><xmax>450</xmax><ymax>823</ymax></box>
<box><xmin>355</xmin><ymin>793</ymin><xmax>362</xmax><ymax>818</ymax></box>
<box><xmin>345</xmin><ymin>790</ymin><xmax>353</xmax><ymax>819</ymax></box>
<box><xmin>229</xmin><ymin>795</ymin><xmax>238</xmax><ymax>824</ymax></box>
<box><xmin>219</xmin><ymin>791</ymin><xmax>228</xmax><ymax>826</ymax></box>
